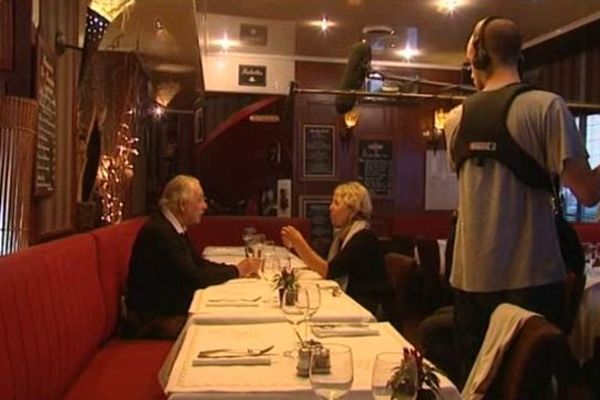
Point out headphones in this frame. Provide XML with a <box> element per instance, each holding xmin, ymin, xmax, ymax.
<box><xmin>471</xmin><ymin>16</ymin><xmax>500</xmax><ymax>70</ymax></box>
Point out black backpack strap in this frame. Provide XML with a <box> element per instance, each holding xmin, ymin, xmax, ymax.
<box><xmin>454</xmin><ymin>83</ymin><xmax>553</xmax><ymax>192</ymax></box>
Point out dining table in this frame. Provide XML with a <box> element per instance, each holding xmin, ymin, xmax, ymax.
<box><xmin>164</xmin><ymin>322</ymin><xmax>462</xmax><ymax>400</ymax></box>
<box><xmin>569</xmin><ymin>266</ymin><xmax>600</xmax><ymax>364</ymax></box>
<box><xmin>160</xmin><ymin>245</ymin><xmax>462</xmax><ymax>399</ymax></box>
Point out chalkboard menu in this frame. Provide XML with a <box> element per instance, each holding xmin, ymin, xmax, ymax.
<box><xmin>34</xmin><ymin>36</ymin><xmax>56</xmax><ymax>196</ymax></box>
<box><xmin>300</xmin><ymin>196</ymin><xmax>333</xmax><ymax>257</ymax></box>
<box><xmin>357</xmin><ymin>139</ymin><xmax>393</xmax><ymax>197</ymax></box>
<box><xmin>302</xmin><ymin>124</ymin><xmax>335</xmax><ymax>180</ymax></box>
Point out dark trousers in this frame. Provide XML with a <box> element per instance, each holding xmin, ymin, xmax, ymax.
<box><xmin>453</xmin><ymin>281</ymin><xmax>565</xmax><ymax>389</ymax></box>
<box><xmin>418</xmin><ymin>305</ymin><xmax>458</xmax><ymax>384</ymax></box>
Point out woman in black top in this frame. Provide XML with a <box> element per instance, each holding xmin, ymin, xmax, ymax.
<box><xmin>281</xmin><ymin>181</ymin><xmax>389</xmax><ymax>316</ymax></box>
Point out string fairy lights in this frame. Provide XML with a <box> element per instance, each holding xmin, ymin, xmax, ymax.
<box><xmin>96</xmin><ymin>121</ymin><xmax>139</xmax><ymax>224</ymax></box>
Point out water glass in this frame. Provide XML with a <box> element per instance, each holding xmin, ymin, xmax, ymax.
<box><xmin>310</xmin><ymin>343</ymin><xmax>353</xmax><ymax>400</ymax></box>
<box><xmin>371</xmin><ymin>352</ymin><xmax>418</xmax><ymax>400</ymax></box>
<box><xmin>242</xmin><ymin>227</ymin><xmax>257</xmax><ymax>257</ymax></box>
<box><xmin>299</xmin><ymin>282</ymin><xmax>321</xmax><ymax>339</ymax></box>
<box><xmin>261</xmin><ymin>256</ymin><xmax>281</xmax><ymax>303</ymax></box>
<box><xmin>281</xmin><ymin>287</ymin><xmax>308</xmax><ymax>355</ymax></box>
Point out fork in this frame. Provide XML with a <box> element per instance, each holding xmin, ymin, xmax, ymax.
<box><xmin>197</xmin><ymin>345</ymin><xmax>274</xmax><ymax>358</ymax></box>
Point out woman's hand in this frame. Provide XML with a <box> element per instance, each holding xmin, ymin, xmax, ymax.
<box><xmin>281</xmin><ymin>225</ymin><xmax>306</xmax><ymax>250</ymax></box>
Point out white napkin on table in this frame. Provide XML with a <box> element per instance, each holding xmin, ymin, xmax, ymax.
<box><xmin>311</xmin><ymin>323</ymin><xmax>379</xmax><ymax>338</ymax></box>
<box><xmin>192</xmin><ymin>356</ymin><xmax>271</xmax><ymax>366</ymax></box>
<box><xmin>205</xmin><ymin>301</ymin><xmax>260</xmax><ymax>307</ymax></box>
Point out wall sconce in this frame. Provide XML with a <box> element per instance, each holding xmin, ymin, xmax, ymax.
<box><xmin>343</xmin><ymin>107</ymin><xmax>360</xmax><ymax>137</ymax></box>
<box><xmin>422</xmin><ymin>108</ymin><xmax>446</xmax><ymax>150</ymax></box>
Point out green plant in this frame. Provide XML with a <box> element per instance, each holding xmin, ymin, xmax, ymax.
<box><xmin>388</xmin><ymin>347</ymin><xmax>442</xmax><ymax>399</ymax></box>
<box><xmin>273</xmin><ymin>265</ymin><xmax>298</xmax><ymax>291</ymax></box>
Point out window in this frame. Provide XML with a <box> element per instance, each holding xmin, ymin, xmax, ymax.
<box><xmin>562</xmin><ymin>113</ymin><xmax>600</xmax><ymax>222</ymax></box>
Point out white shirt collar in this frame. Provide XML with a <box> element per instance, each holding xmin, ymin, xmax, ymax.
<box><xmin>161</xmin><ymin>206</ymin><xmax>186</xmax><ymax>234</ymax></box>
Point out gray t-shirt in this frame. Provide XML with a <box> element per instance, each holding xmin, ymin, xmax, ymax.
<box><xmin>445</xmin><ymin>89</ymin><xmax>586</xmax><ymax>292</ymax></box>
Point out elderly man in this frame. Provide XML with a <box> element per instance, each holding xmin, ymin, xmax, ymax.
<box><xmin>125</xmin><ymin>175</ymin><xmax>260</xmax><ymax>339</ymax></box>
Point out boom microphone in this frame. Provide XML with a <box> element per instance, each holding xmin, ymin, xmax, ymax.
<box><xmin>335</xmin><ymin>42</ymin><xmax>371</xmax><ymax>114</ymax></box>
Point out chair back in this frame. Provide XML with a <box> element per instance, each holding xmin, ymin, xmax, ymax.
<box><xmin>415</xmin><ymin>236</ymin><xmax>443</xmax><ymax>313</ymax></box>
<box><xmin>484</xmin><ymin>316</ymin><xmax>565</xmax><ymax>400</ymax></box>
<box><xmin>383</xmin><ymin>252</ymin><xmax>418</xmax><ymax>329</ymax></box>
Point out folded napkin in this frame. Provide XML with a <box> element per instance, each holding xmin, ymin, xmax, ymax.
<box><xmin>192</xmin><ymin>356</ymin><xmax>271</xmax><ymax>366</ymax></box>
<box><xmin>205</xmin><ymin>301</ymin><xmax>260</xmax><ymax>307</ymax></box>
<box><xmin>311</xmin><ymin>324</ymin><xmax>379</xmax><ymax>338</ymax></box>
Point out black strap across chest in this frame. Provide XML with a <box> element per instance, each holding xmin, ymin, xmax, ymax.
<box><xmin>453</xmin><ymin>83</ymin><xmax>553</xmax><ymax>193</ymax></box>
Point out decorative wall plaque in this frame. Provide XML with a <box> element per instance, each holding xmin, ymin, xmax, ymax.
<box><xmin>34</xmin><ymin>35</ymin><xmax>57</xmax><ymax>196</ymax></box>
<box><xmin>239</xmin><ymin>65</ymin><xmax>266</xmax><ymax>87</ymax></box>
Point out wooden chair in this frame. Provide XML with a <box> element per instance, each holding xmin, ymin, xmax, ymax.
<box><xmin>483</xmin><ymin>314</ymin><xmax>592</xmax><ymax>400</ymax></box>
<box><xmin>383</xmin><ymin>252</ymin><xmax>418</xmax><ymax>332</ymax></box>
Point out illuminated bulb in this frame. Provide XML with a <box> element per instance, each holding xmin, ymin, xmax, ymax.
<box><xmin>218</xmin><ymin>33</ymin><xmax>232</xmax><ymax>51</ymax></box>
<box><xmin>437</xmin><ymin>0</ymin><xmax>462</xmax><ymax>13</ymax></box>
<box><xmin>397</xmin><ymin>43</ymin><xmax>420</xmax><ymax>61</ymax></box>
<box><xmin>320</xmin><ymin>16</ymin><xmax>329</xmax><ymax>32</ymax></box>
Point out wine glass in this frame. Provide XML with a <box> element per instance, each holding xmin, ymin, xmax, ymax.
<box><xmin>281</xmin><ymin>286</ymin><xmax>309</xmax><ymax>356</ymax></box>
<box><xmin>242</xmin><ymin>227</ymin><xmax>257</xmax><ymax>257</ymax></box>
<box><xmin>310</xmin><ymin>343</ymin><xmax>353</xmax><ymax>400</ymax></box>
<box><xmin>371</xmin><ymin>352</ymin><xmax>418</xmax><ymax>400</ymax></box>
<box><xmin>299</xmin><ymin>283</ymin><xmax>321</xmax><ymax>339</ymax></box>
<box><xmin>261</xmin><ymin>256</ymin><xmax>281</xmax><ymax>304</ymax></box>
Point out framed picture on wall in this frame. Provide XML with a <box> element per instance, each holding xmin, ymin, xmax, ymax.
<box><xmin>0</xmin><ymin>0</ymin><xmax>14</xmax><ymax>71</ymax></box>
<box><xmin>301</xmin><ymin>124</ymin><xmax>336</xmax><ymax>180</ymax></box>
<box><xmin>299</xmin><ymin>195</ymin><xmax>333</xmax><ymax>257</ymax></box>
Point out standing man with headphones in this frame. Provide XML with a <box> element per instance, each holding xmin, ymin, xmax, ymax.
<box><xmin>444</xmin><ymin>16</ymin><xmax>600</xmax><ymax>385</ymax></box>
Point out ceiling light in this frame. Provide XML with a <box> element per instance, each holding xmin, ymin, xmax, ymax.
<box><xmin>320</xmin><ymin>16</ymin><xmax>329</xmax><ymax>32</ymax></box>
<box><xmin>437</xmin><ymin>0</ymin><xmax>463</xmax><ymax>13</ymax></box>
<box><xmin>397</xmin><ymin>43</ymin><xmax>420</xmax><ymax>61</ymax></box>
<box><xmin>215</xmin><ymin>33</ymin><xmax>234</xmax><ymax>51</ymax></box>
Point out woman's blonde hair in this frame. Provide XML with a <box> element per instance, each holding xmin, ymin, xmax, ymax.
<box><xmin>159</xmin><ymin>175</ymin><xmax>201</xmax><ymax>211</ymax></box>
<box><xmin>333</xmin><ymin>181</ymin><xmax>372</xmax><ymax>220</ymax></box>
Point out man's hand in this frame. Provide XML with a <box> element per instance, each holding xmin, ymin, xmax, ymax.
<box><xmin>236</xmin><ymin>257</ymin><xmax>261</xmax><ymax>277</ymax></box>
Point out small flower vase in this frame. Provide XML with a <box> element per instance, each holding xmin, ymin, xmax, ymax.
<box><xmin>279</xmin><ymin>287</ymin><xmax>297</xmax><ymax>306</ymax></box>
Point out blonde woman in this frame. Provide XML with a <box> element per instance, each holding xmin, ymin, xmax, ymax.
<box><xmin>281</xmin><ymin>181</ymin><xmax>389</xmax><ymax>315</ymax></box>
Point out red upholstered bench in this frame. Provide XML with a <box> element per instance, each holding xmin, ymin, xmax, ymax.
<box><xmin>573</xmin><ymin>222</ymin><xmax>600</xmax><ymax>244</ymax></box>
<box><xmin>0</xmin><ymin>219</ymin><xmax>169</xmax><ymax>400</ymax></box>
<box><xmin>0</xmin><ymin>214</ymin><xmax>312</xmax><ymax>400</ymax></box>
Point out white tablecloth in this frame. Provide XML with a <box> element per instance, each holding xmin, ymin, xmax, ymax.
<box><xmin>188</xmin><ymin>279</ymin><xmax>375</xmax><ymax>324</ymax></box>
<box><xmin>569</xmin><ymin>268</ymin><xmax>600</xmax><ymax>364</ymax></box>
<box><xmin>203</xmin><ymin>246</ymin><xmax>306</xmax><ymax>270</ymax></box>
<box><xmin>165</xmin><ymin>322</ymin><xmax>461</xmax><ymax>400</ymax></box>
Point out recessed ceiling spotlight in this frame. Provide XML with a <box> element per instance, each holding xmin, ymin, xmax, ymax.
<box><xmin>320</xmin><ymin>16</ymin><xmax>329</xmax><ymax>32</ymax></box>
<box><xmin>397</xmin><ymin>43</ymin><xmax>420</xmax><ymax>61</ymax></box>
<box><xmin>437</xmin><ymin>0</ymin><xmax>463</xmax><ymax>13</ymax></box>
<box><xmin>214</xmin><ymin>33</ymin><xmax>237</xmax><ymax>51</ymax></box>
<box><xmin>308</xmin><ymin>17</ymin><xmax>336</xmax><ymax>30</ymax></box>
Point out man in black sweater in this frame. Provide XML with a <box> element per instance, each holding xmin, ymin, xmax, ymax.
<box><xmin>125</xmin><ymin>175</ymin><xmax>260</xmax><ymax>339</ymax></box>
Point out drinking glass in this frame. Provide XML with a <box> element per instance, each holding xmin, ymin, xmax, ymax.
<box><xmin>261</xmin><ymin>256</ymin><xmax>281</xmax><ymax>303</ymax></box>
<box><xmin>310</xmin><ymin>343</ymin><xmax>353</xmax><ymax>400</ymax></box>
<box><xmin>250</xmin><ymin>233</ymin><xmax>266</xmax><ymax>259</ymax></box>
<box><xmin>281</xmin><ymin>286</ymin><xmax>309</xmax><ymax>356</ymax></box>
<box><xmin>371</xmin><ymin>352</ymin><xmax>418</xmax><ymax>400</ymax></box>
<box><xmin>242</xmin><ymin>227</ymin><xmax>257</xmax><ymax>257</ymax></box>
<box><xmin>299</xmin><ymin>282</ymin><xmax>321</xmax><ymax>339</ymax></box>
